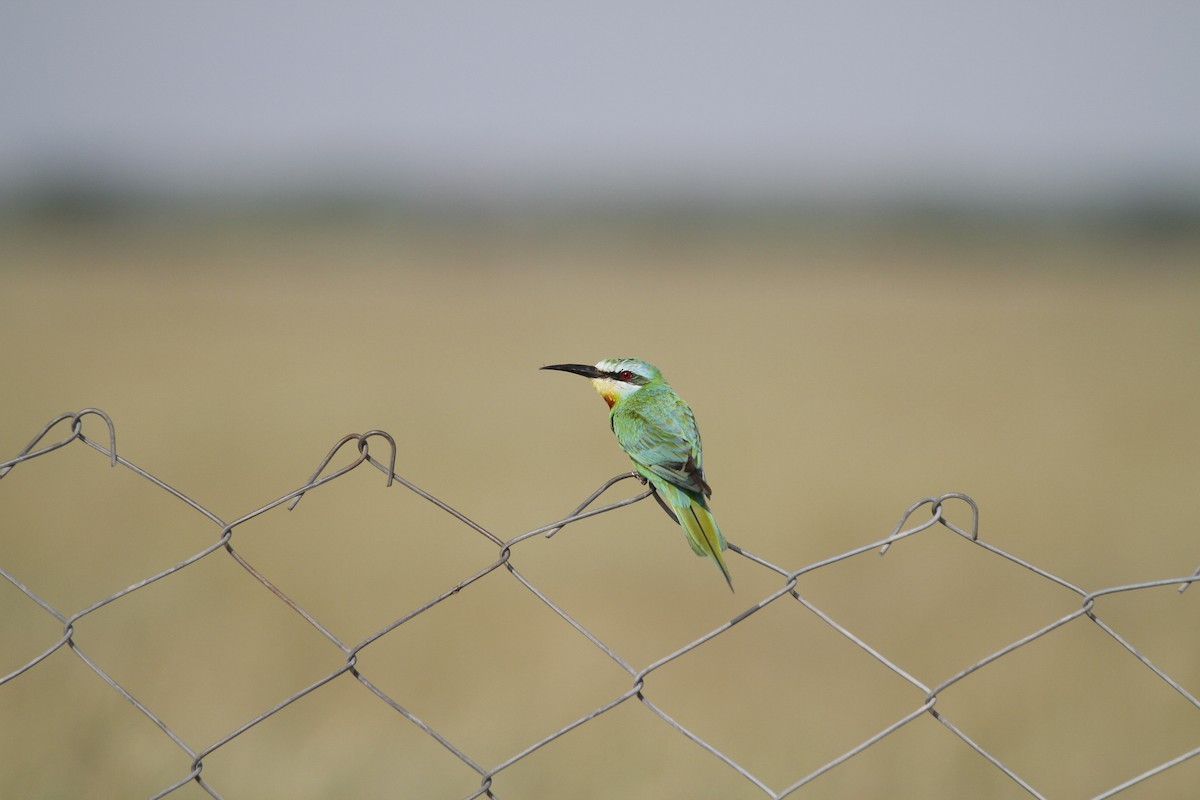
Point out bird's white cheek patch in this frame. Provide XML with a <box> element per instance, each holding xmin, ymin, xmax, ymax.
<box><xmin>590</xmin><ymin>378</ymin><xmax>641</xmax><ymax>408</ymax></box>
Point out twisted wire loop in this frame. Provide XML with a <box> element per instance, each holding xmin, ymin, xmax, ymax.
<box><xmin>1</xmin><ymin>409</ymin><xmax>1196</xmax><ymax>799</ymax></box>
<box><xmin>0</xmin><ymin>407</ymin><xmax>117</xmax><ymax>479</ymax></box>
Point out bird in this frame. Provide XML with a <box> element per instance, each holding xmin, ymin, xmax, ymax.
<box><xmin>541</xmin><ymin>358</ymin><xmax>733</xmax><ymax>590</ymax></box>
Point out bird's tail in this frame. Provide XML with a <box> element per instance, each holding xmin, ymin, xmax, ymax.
<box><xmin>659</xmin><ymin>483</ymin><xmax>733</xmax><ymax>591</ymax></box>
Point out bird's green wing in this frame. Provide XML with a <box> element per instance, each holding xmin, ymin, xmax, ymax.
<box><xmin>613</xmin><ymin>384</ymin><xmax>712</xmax><ymax>497</ymax></box>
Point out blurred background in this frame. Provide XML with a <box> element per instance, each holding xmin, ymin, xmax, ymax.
<box><xmin>2</xmin><ymin>3</ymin><xmax>1198</xmax><ymax>798</ymax></box>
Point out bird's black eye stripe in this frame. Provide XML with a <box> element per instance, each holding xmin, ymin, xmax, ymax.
<box><xmin>612</xmin><ymin>369</ymin><xmax>639</xmax><ymax>382</ymax></box>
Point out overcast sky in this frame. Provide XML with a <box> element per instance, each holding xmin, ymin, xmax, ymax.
<box><xmin>2</xmin><ymin>2</ymin><xmax>1198</xmax><ymax>205</ymax></box>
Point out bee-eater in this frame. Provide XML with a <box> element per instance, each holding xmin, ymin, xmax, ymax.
<box><xmin>542</xmin><ymin>358</ymin><xmax>733</xmax><ymax>591</ymax></box>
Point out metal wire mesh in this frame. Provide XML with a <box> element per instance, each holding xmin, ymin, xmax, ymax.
<box><xmin>2</xmin><ymin>408</ymin><xmax>1197</xmax><ymax>799</ymax></box>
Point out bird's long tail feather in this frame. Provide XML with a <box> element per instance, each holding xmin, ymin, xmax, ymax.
<box><xmin>656</xmin><ymin>482</ymin><xmax>732</xmax><ymax>591</ymax></box>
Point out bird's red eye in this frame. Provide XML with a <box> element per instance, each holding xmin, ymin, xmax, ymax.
<box><xmin>618</xmin><ymin>370</ymin><xmax>634</xmax><ymax>381</ymax></box>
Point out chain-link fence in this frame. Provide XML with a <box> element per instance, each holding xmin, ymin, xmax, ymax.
<box><xmin>2</xmin><ymin>409</ymin><xmax>1197</xmax><ymax>799</ymax></box>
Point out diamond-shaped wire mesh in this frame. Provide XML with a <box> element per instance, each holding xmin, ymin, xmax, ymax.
<box><xmin>2</xmin><ymin>409</ymin><xmax>1197</xmax><ymax>799</ymax></box>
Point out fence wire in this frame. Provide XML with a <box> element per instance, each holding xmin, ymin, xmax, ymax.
<box><xmin>1</xmin><ymin>408</ymin><xmax>1197</xmax><ymax>799</ymax></box>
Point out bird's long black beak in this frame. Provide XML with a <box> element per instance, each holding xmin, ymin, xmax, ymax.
<box><xmin>541</xmin><ymin>363</ymin><xmax>605</xmax><ymax>379</ymax></box>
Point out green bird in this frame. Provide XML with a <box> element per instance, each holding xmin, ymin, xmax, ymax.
<box><xmin>542</xmin><ymin>358</ymin><xmax>733</xmax><ymax>590</ymax></box>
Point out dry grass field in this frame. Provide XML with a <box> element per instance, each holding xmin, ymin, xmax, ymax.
<box><xmin>2</xmin><ymin>217</ymin><xmax>1198</xmax><ymax>798</ymax></box>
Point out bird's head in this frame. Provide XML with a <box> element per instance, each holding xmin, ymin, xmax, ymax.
<box><xmin>541</xmin><ymin>358</ymin><xmax>661</xmax><ymax>408</ymax></box>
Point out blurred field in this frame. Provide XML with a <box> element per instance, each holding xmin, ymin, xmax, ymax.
<box><xmin>1</xmin><ymin>216</ymin><xmax>1198</xmax><ymax>798</ymax></box>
